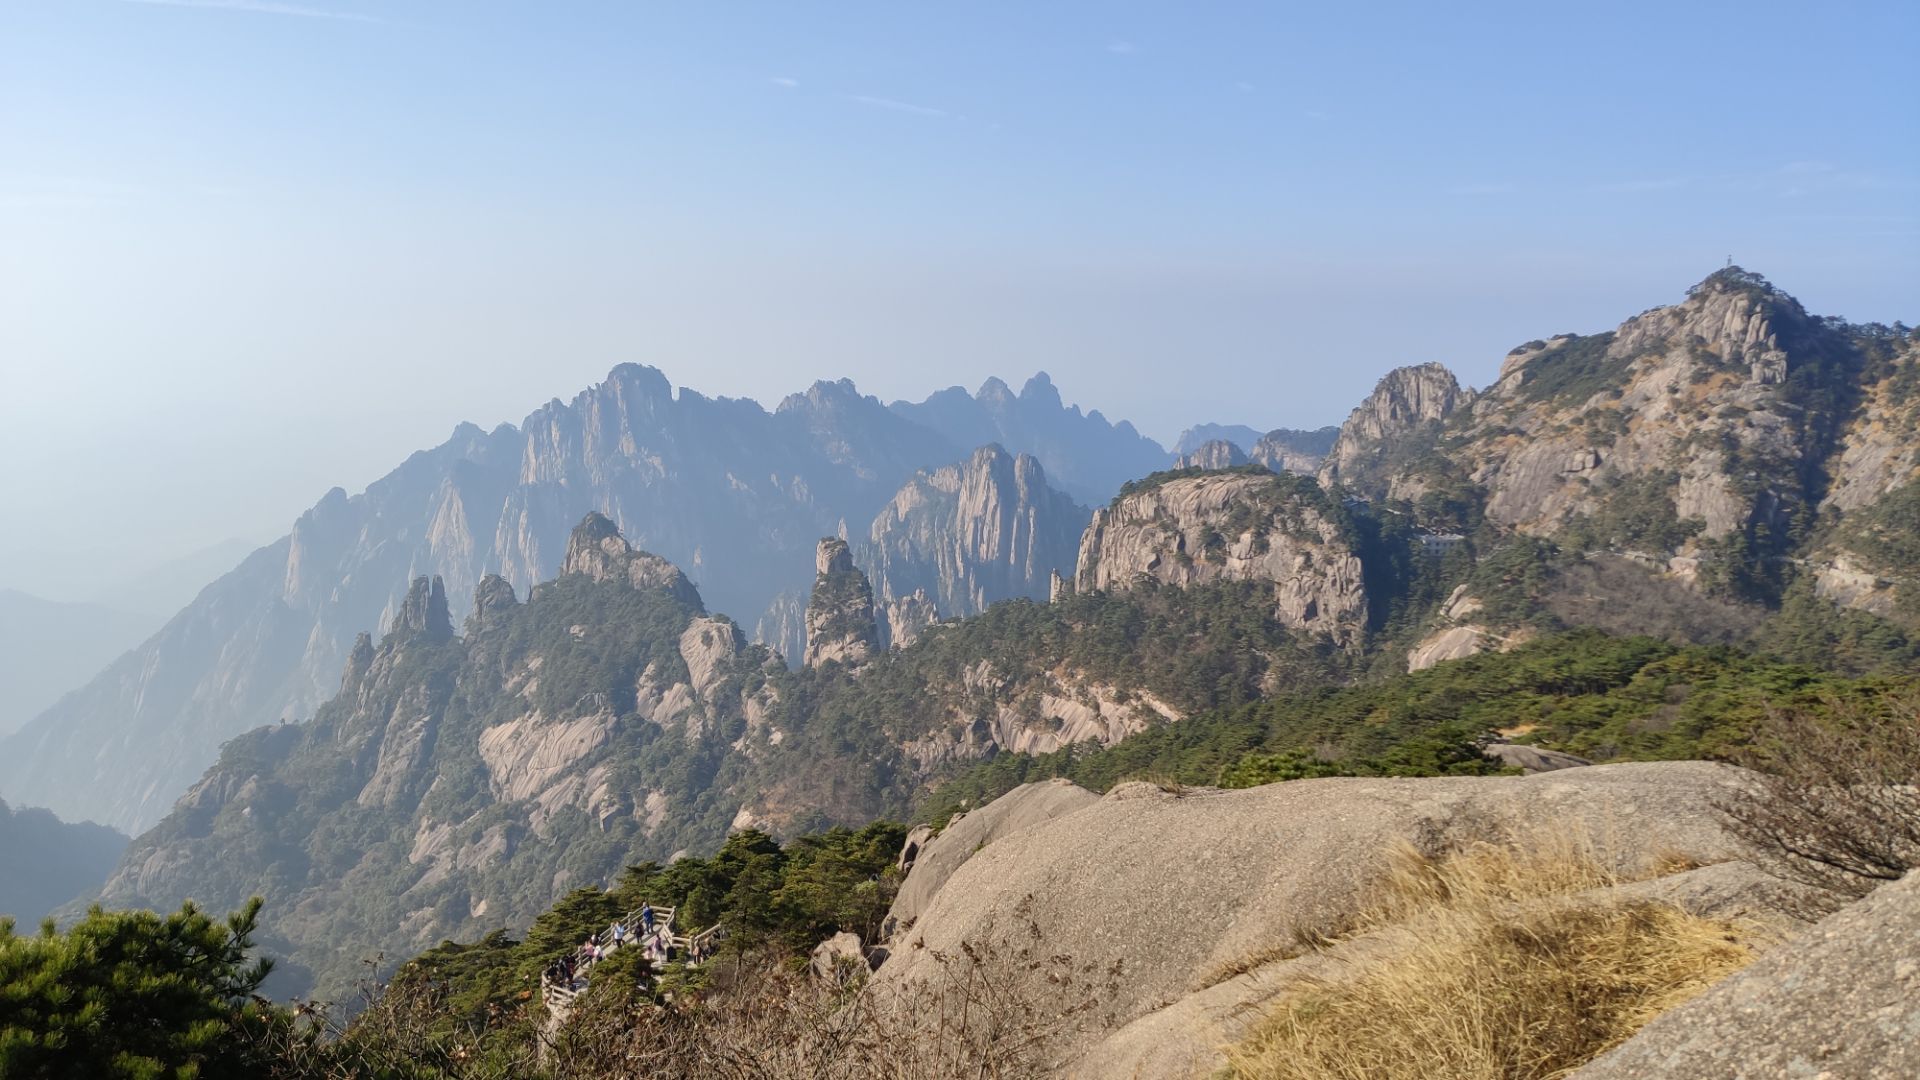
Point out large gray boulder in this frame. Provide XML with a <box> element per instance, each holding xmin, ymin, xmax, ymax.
<box><xmin>885</xmin><ymin>779</ymin><xmax>1098</xmax><ymax>936</ymax></box>
<box><xmin>1571</xmin><ymin>870</ymin><xmax>1920</xmax><ymax>1080</ymax></box>
<box><xmin>870</xmin><ymin>762</ymin><xmax>1757</xmax><ymax>1077</ymax></box>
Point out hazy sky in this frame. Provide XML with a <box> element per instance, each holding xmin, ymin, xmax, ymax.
<box><xmin>2</xmin><ymin>1</ymin><xmax>1915</xmax><ymax>599</ymax></box>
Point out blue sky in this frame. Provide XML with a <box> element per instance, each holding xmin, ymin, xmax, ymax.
<box><xmin>1</xmin><ymin>0</ymin><xmax>1915</xmax><ymax>594</ymax></box>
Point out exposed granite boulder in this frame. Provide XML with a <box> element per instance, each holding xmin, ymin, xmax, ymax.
<box><xmin>1481</xmin><ymin>741</ymin><xmax>1590</xmax><ymax>773</ymax></box>
<box><xmin>469</xmin><ymin>574</ymin><xmax>520</xmax><ymax>630</ymax></box>
<box><xmin>809</xmin><ymin>931</ymin><xmax>870</xmax><ymax>984</ymax></box>
<box><xmin>1407</xmin><ymin>625</ymin><xmax>1489</xmax><ymax>672</ymax></box>
<box><xmin>1074</xmin><ymin>472</ymin><xmax>1367</xmax><ymax>645</ymax></box>
<box><xmin>884</xmin><ymin>779</ymin><xmax>1100</xmax><ymax>937</ymax></box>
<box><xmin>802</xmin><ymin>538</ymin><xmax>880</xmax><ymax>668</ymax></box>
<box><xmin>1570</xmin><ymin>871</ymin><xmax>1920</xmax><ymax>1080</ymax></box>
<box><xmin>872</xmin><ymin>763</ymin><xmax>1756</xmax><ymax>1076</ymax></box>
<box><xmin>679</xmin><ymin>616</ymin><xmax>746</xmax><ymax>700</ymax></box>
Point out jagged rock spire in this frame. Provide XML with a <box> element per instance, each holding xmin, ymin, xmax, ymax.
<box><xmin>804</xmin><ymin>537</ymin><xmax>879</xmax><ymax>668</ymax></box>
<box><xmin>339</xmin><ymin>632</ymin><xmax>375</xmax><ymax>691</ymax></box>
<box><xmin>1318</xmin><ymin>363</ymin><xmax>1468</xmax><ymax>489</ymax></box>
<box><xmin>394</xmin><ymin>576</ymin><xmax>452</xmax><ymax>642</ymax></box>
<box><xmin>470</xmin><ymin>574</ymin><xmax>519</xmax><ymax>630</ymax></box>
<box><xmin>560</xmin><ymin>512</ymin><xmax>705</xmax><ymax>610</ymax></box>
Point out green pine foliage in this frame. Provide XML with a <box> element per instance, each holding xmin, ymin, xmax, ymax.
<box><xmin>916</xmin><ymin>629</ymin><xmax>1912</xmax><ymax>823</ymax></box>
<box><xmin>0</xmin><ymin>899</ymin><xmax>284</xmax><ymax>1079</ymax></box>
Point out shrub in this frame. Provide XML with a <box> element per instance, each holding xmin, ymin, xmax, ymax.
<box><xmin>1716</xmin><ymin>692</ymin><xmax>1920</xmax><ymax>912</ymax></box>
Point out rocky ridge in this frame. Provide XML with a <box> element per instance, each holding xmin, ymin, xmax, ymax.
<box><xmin>1074</xmin><ymin>471</ymin><xmax>1368</xmax><ymax>646</ymax></box>
<box><xmin>95</xmin><ymin>516</ymin><xmax>786</xmax><ymax>996</ymax></box>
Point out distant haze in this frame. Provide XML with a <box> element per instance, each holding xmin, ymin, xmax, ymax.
<box><xmin>2</xmin><ymin>2</ymin><xmax>1914</xmax><ymax>593</ymax></box>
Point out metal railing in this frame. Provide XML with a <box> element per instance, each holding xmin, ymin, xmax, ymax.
<box><xmin>540</xmin><ymin>901</ymin><xmax>722</xmax><ymax>1015</ymax></box>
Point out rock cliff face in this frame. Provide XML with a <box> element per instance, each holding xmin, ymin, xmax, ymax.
<box><xmin>96</xmin><ymin>516</ymin><xmax>783</xmax><ymax>997</ymax></box>
<box><xmin>859</xmin><ymin>445</ymin><xmax>1088</xmax><ymax>630</ymax></box>
<box><xmin>0</xmin><ymin>367</ymin><xmax>1152</xmax><ymax>833</ymax></box>
<box><xmin>1310</xmin><ymin>270</ymin><xmax>1920</xmax><ymax>653</ymax></box>
<box><xmin>1450</xmin><ymin>272</ymin><xmax>1840</xmax><ymax>543</ymax></box>
<box><xmin>1250</xmin><ymin>425</ymin><xmax>1341</xmax><ymax>475</ymax></box>
<box><xmin>1319</xmin><ymin>363</ymin><xmax>1469</xmax><ymax>490</ymax></box>
<box><xmin>1074</xmin><ymin>472</ymin><xmax>1368</xmax><ymax>645</ymax></box>
<box><xmin>1174</xmin><ymin>439</ymin><xmax>1249</xmax><ymax>470</ymax></box>
<box><xmin>889</xmin><ymin>372</ymin><xmax>1169</xmax><ymax>506</ymax></box>
<box><xmin>803</xmin><ymin>539</ymin><xmax>880</xmax><ymax>668</ymax></box>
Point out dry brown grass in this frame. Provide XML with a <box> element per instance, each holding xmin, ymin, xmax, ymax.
<box><xmin>1221</xmin><ymin>833</ymin><xmax>1762</xmax><ymax>1080</ymax></box>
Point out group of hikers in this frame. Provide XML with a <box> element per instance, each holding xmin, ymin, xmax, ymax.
<box><xmin>544</xmin><ymin>903</ymin><xmax>716</xmax><ymax>994</ymax></box>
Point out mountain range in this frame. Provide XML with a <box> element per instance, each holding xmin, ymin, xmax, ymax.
<box><xmin>17</xmin><ymin>268</ymin><xmax>1920</xmax><ymax>1000</ymax></box>
<box><xmin>0</xmin><ymin>371</ymin><xmax>1166</xmax><ymax>834</ymax></box>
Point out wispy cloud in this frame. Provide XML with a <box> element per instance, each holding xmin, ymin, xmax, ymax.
<box><xmin>118</xmin><ymin>0</ymin><xmax>379</xmax><ymax>22</ymax></box>
<box><xmin>845</xmin><ymin>94</ymin><xmax>948</xmax><ymax>118</ymax></box>
<box><xmin>1234</xmin><ymin>81</ymin><xmax>1255</xmax><ymax>93</ymax></box>
<box><xmin>1106</xmin><ymin>40</ymin><xmax>1138</xmax><ymax>55</ymax></box>
<box><xmin>1593</xmin><ymin>176</ymin><xmax>1691</xmax><ymax>193</ymax></box>
<box><xmin>1450</xmin><ymin>182</ymin><xmax>1517</xmax><ymax>196</ymax></box>
<box><xmin>769</xmin><ymin>77</ymin><xmax>799</xmax><ymax>90</ymax></box>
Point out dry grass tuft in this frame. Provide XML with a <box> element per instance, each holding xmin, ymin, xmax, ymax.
<box><xmin>1222</xmin><ymin>833</ymin><xmax>1761</xmax><ymax>1080</ymax></box>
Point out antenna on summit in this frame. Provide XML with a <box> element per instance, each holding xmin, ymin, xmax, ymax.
<box><xmin>1726</xmin><ymin>255</ymin><xmax>1734</xmax><ymax>268</ymax></box>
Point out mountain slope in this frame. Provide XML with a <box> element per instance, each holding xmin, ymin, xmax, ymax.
<box><xmin>94</xmin><ymin>515</ymin><xmax>1336</xmax><ymax>997</ymax></box>
<box><xmin>0</xmin><ymin>590</ymin><xmax>157</xmax><ymax>737</ymax></box>
<box><xmin>1309</xmin><ymin>268</ymin><xmax>1920</xmax><ymax>672</ymax></box>
<box><xmin>0</xmin><ymin>798</ymin><xmax>127</xmax><ymax>922</ymax></box>
<box><xmin>95</xmin><ymin>517</ymin><xmax>786</xmax><ymax>995</ymax></box>
<box><xmin>1</xmin><ymin>367</ymin><xmax>1149</xmax><ymax>833</ymax></box>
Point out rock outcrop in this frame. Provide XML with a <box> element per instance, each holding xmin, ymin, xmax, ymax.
<box><xmin>1249</xmin><ymin>425</ymin><xmax>1340</xmax><ymax>475</ymax></box>
<box><xmin>873</xmin><ymin>763</ymin><xmax>1763</xmax><ymax>1078</ymax></box>
<box><xmin>93</xmin><ymin>516</ymin><xmax>779</xmax><ymax>999</ymax></box>
<box><xmin>859</xmin><ymin>445</ymin><xmax>1088</xmax><ymax>629</ymax></box>
<box><xmin>1173</xmin><ymin>439</ymin><xmax>1248</xmax><ymax>470</ymax></box>
<box><xmin>802</xmin><ymin>539</ymin><xmax>880</xmax><ymax>668</ymax></box>
<box><xmin>560</xmin><ymin>511</ymin><xmax>703</xmax><ymax>609</ymax></box>
<box><xmin>1074</xmin><ymin>472</ymin><xmax>1367</xmax><ymax>645</ymax></box>
<box><xmin>878</xmin><ymin>589</ymin><xmax>939</xmax><ymax>649</ymax></box>
<box><xmin>1319</xmin><ymin>362</ymin><xmax>1468</xmax><ymax>490</ymax></box>
<box><xmin>1570</xmin><ymin>870</ymin><xmax>1920</xmax><ymax>1080</ymax></box>
<box><xmin>884</xmin><ymin>779</ymin><xmax>1099</xmax><ymax>936</ymax></box>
